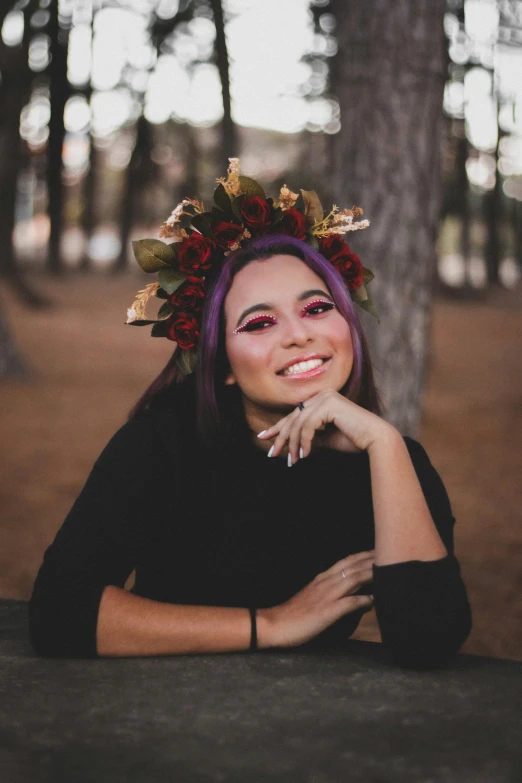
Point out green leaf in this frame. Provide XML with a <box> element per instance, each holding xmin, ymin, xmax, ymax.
<box><xmin>307</xmin><ymin>233</ymin><xmax>319</xmax><ymax>250</ymax></box>
<box><xmin>151</xmin><ymin>321</ymin><xmax>168</xmax><ymax>337</ymax></box>
<box><xmin>271</xmin><ymin>207</ymin><xmax>283</xmax><ymax>226</ymax></box>
<box><xmin>190</xmin><ymin>212</ymin><xmax>214</xmax><ymax>238</ymax></box>
<box><xmin>300</xmin><ymin>190</ymin><xmax>324</xmax><ymax>224</ymax></box>
<box><xmin>175</xmin><ymin>348</ymin><xmax>197</xmax><ymax>375</ymax></box>
<box><xmin>238</xmin><ymin>175</ymin><xmax>266</xmax><ymax>199</ymax></box>
<box><xmin>363</xmin><ymin>267</ymin><xmax>375</xmax><ymax>285</ymax></box>
<box><xmin>158</xmin><ymin>268</ymin><xmax>187</xmax><ymax>295</ymax></box>
<box><xmin>126</xmin><ymin>319</ymin><xmax>158</xmax><ymax>326</ymax></box>
<box><xmin>213</xmin><ymin>183</ymin><xmax>231</xmax><ymax>213</ymax></box>
<box><xmin>132</xmin><ymin>239</ymin><xmax>176</xmax><ymax>273</ymax></box>
<box><xmin>158</xmin><ymin>301</ymin><xmax>175</xmax><ymax>319</ymax></box>
<box><xmin>354</xmin><ymin>288</ymin><xmax>379</xmax><ymax>321</ymax></box>
<box><xmin>156</xmin><ymin>287</ymin><xmax>169</xmax><ymax>300</ymax></box>
<box><xmin>353</xmin><ymin>283</ymin><xmax>368</xmax><ymax>303</ymax></box>
<box><xmin>231</xmin><ymin>195</ymin><xmax>245</xmax><ymax>222</ymax></box>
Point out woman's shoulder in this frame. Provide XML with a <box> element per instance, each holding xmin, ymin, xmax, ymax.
<box><xmin>100</xmin><ymin>382</ymin><xmax>198</xmax><ymax>467</ymax></box>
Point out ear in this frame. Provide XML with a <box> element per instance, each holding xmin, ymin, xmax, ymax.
<box><xmin>224</xmin><ymin>370</ymin><xmax>237</xmax><ymax>386</ymax></box>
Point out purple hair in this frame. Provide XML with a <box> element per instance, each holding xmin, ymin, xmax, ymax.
<box><xmin>130</xmin><ymin>235</ymin><xmax>381</xmax><ymax>439</ymax></box>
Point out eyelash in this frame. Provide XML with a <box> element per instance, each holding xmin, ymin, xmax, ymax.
<box><xmin>233</xmin><ymin>300</ymin><xmax>336</xmax><ymax>334</ymax></box>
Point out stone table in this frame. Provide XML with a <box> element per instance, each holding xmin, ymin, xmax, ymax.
<box><xmin>1</xmin><ymin>599</ymin><xmax>521</xmax><ymax>782</ymax></box>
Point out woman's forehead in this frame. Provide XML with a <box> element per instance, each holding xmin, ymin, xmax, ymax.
<box><xmin>225</xmin><ymin>255</ymin><xmax>325</xmax><ymax>311</ymax></box>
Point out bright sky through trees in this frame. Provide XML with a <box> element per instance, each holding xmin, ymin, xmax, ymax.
<box><xmin>1</xmin><ymin>0</ymin><xmax>521</xmax><ymax>179</ymax></box>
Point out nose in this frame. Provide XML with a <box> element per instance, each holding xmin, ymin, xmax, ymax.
<box><xmin>279</xmin><ymin>314</ymin><xmax>313</xmax><ymax>348</ymax></box>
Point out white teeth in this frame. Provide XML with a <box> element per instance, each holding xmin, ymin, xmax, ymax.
<box><xmin>282</xmin><ymin>359</ymin><xmax>324</xmax><ymax>375</ymax></box>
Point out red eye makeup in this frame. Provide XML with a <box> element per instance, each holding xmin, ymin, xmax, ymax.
<box><xmin>301</xmin><ymin>299</ymin><xmax>336</xmax><ymax>316</ymax></box>
<box><xmin>232</xmin><ymin>299</ymin><xmax>336</xmax><ymax>335</ymax></box>
<box><xmin>232</xmin><ymin>315</ymin><xmax>277</xmax><ymax>334</ymax></box>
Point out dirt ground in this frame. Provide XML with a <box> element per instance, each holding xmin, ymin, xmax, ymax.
<box><xmin>1</xmin><ymin>272</ymin><xmax>521</xmax><ymax>660</ymax></box>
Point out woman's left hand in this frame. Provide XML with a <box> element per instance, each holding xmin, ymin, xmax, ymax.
<box><xmin>257</xmin><ymin>389</ymin><xmax>397</xmax><ymax>463</ymax></box>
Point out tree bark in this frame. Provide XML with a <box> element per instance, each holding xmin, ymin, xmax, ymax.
<box><xmin>483</xmin><ymin>112</ymin><xmax>501</xmax><ymax>285</ymax></box>
<box><xmin>46</xmin><ymin>0</ymin><xmax>70</xmax><ymax>275</ymax></box>
<box><xmin>210</xmin><ymin>0</ymin><xmax>238</xmax><ymax>163</ymax></box>
<box><xmin>0</xmin><ymin>296</ymin><xmax>28</xmax><ymax>378</ymax></box>
<box><xmin>330</xmin><ymin>0</ymin><xmax>446</xmax><ymax>436</ymax></box>
<box><xmin>0</xmin><ymin>0</ymin><xmax>47</xmax><ymax>307</ymax></box>
<box><xmin>113</xmin><ymin>115</ymin><xmax>155</xmax><ymax>273</ymax></box>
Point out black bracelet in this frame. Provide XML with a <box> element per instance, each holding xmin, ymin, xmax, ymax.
<box><xmin>249</xmin><ymin>607</ymin><xmax>257</xmax><ymax>651</ymax></box>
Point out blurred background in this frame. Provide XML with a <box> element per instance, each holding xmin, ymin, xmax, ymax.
<box><xmin>0</xmin><ymin>0</ymin><xmax>520</xmax><ymax>659</ymax></box>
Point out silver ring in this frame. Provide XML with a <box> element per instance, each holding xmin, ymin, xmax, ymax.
<box><xmin>341</xmin><ymin>569</ymin><xmax>346</xmax><ymax>579</ymax></box>
<box><xmin>297</xmin><ymin>401</ymin><xmax>305</xmax><ymax>411</ymax></box>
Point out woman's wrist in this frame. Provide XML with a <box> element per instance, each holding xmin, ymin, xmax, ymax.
<box><xmin>366</xmin><ymin>421</ymin><xmax>402</xmax><ymax>455</ymax></box>
<box><xmin>255</xmin><ymin>607</ymin><xmax>279</xmax><ymax>649</ymax></box>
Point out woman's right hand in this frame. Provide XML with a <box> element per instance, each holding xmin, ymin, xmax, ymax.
<box><xmin>258</xmin><ymin>550</ymin><xmax>375</xmax><ymax>649</ymax></box>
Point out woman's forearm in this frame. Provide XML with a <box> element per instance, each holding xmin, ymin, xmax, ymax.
<box><xmin>368</xmin><ymin>428</ymin><xmax>448</xmax><ymax>566</ymax></box>
<box><xmin>96</xmin><ymin>586</ymin><xmax>272</xmax><ymax>657</ymax></box>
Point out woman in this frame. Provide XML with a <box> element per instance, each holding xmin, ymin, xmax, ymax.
<box><xmin>28</xmin><ymin>162</ymin><xmax>472</xmax><ymax>667</ymax></box>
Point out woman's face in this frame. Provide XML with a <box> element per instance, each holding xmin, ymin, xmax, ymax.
<box><xmin>223</xmin><ymin>254</ymin><xmax>354</xmax><ymax>424</ymax></box>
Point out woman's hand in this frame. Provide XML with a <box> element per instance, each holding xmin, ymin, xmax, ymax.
<box><xmin>257</xmin><ymin>550</ymin><xmax>375</xmax><ymax>648</ymax></box>
<box><xmin>258</xmin><ymin>388</ymin><xmax>397</xmax><ymax>463</ymax></box>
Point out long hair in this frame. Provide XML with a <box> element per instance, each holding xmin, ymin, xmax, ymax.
<box><xmin>130</xmin><ymin>235</ymin><xmax>382</xmax><ymax>440</ymax></box>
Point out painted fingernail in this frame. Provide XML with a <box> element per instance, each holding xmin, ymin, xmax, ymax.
<box><xmin>287</xmin><ymin>453</ymin><xmax>292</xmax><ymax>467</ymax></box>
<box><xmin>257</xmin><ymin>430</ymin><xmax>267</xmax><ymax>438</ymax></box>
<box><xmin>299</xmin><ymin>447</ymin><xmax>304</xmax><ymax>460</ymax></box>
<box><xmin>267</xmin><ymin>445</ymin><xmax>275</xmax><ymax>458</ymax></box>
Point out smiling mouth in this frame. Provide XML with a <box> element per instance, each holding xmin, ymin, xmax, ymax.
<box><xmin>277</xmin><ymin>358</ymin><xmax>329</xmax><ymax>376</ymax></box>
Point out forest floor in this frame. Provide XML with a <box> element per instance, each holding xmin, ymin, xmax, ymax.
<box><xmin>1</xmin><ymin>271</ymin><xmax>521</xmax><ymax>660</ymax></box>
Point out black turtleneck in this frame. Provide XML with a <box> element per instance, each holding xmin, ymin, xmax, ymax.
<box><xmin>28</xmin><ymin>385</ymin><xmax>472</xmax><ymax>667</ymax></box>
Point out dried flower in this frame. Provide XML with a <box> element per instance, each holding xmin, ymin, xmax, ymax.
<box><xmin>311</xmin><ymin>205</ymin><xmax>370</xmax><ymax>237</ymax></box>
<box><xmin>277</xmin><ymin>184</ymin><xmax>299</xmax><ymax>211</ymax></box>
<box><xmin>159</xmin><ymin>198</ymin><xmax>204</xmax><ymax>239</ymax></box>
<box><xmin>225</xmin><ymin>228</ymin><xmax>252</xmax><ymax>255</ymax></box>
<box><xmin>126</xmin><ymin>283</ymin><xmax>160</xmax><ymax>322</ymax></box>
<box><xmin>216</xmin><ymin>157</ymin><xmax>241</xmax><ymax>198</ymax></box>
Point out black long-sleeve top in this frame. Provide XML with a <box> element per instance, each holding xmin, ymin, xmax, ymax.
<box><xmin>28</xmin><ymin>385</ymin><xmax>472</xmax><ymax>668</ymax></box>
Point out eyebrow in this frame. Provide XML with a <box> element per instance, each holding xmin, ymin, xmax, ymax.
<box><xmin>235</xmin><ymin>289</ymin><xmax>333</xmax><ymax>329</ymax></box>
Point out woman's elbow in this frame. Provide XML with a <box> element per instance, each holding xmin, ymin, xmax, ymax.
<box><xmin>383</xmin><ymin>609</ymin><xmax>473</xmax><ymax>670</ymax></box>
<box><xmin>27</xmin><ymin>592</ymin><xmax>99</xmax><ymax>659</ymax></box>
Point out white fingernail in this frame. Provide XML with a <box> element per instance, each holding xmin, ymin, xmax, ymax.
<box><xmin>287</xmin><ymin>453</ymin><xmax>292</xmax><ymax>467</ymax></box>
<box><xmin>257</xmin><ymin>430</ymin><xmax>267</xmax><ymax>438</ymax></box>
<box><xmin>299</xmin><ymin>447</ymin><xmax>304</xmax><ymax>460</ymax></box>
<box><xmin>267</xmin><ymin>445</ymin><xmax>275</xmax><ymax>458</ymax></box>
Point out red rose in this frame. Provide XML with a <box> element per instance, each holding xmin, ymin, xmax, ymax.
<box><xmin>273</xmin><ymin>208</ymin><xmax>307</xmax><ymax>240</ymax></box>
<box><xmin>240</xmin><ymin>196</ymin><xmax>274</xmax><ymax>234</ymax></box>
<box><xmin>318</xmin><ymin>234</ymin><xmax>349</xmax><ymax>265</ymax></box>
<box><xmin>166</xmin><ymin>311</ymin><xmax>200</xmax><ymax>350</ymax></box>
<box><xmin>212</xmin><ymin>220</ymin><xmax>244</xmax><ymax>251</ymax></box>
<box><xmin>170</xmin><ymin>276</ymin><xmax>206</xmax><ymax>312</ymax></box>
<box><xmin>319</xmin><ymin>234</ymin><xmax>364</xmax><ymax>291</ymax></box>
<box><xmin>177</xmin><ymin>233</ymin><xmax>216</xmax><ymax>274</ymax></box>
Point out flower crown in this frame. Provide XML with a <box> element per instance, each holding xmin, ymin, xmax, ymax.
<box><xmin>126</xmin><ymin>158</ymin><xmax>376</xmax><ymax>375</ymax></box>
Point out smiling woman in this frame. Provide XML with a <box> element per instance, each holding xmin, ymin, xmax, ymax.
<box><xmin>28</xmin><ymin>163</ymin><xmax>472</xmax><ymax>667</ymax></box>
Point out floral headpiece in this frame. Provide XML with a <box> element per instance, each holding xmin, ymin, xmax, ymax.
<box><xmin>126</xmin><ymin>158</ymin><xmax>376</xmax><ymax>375</ymax></box>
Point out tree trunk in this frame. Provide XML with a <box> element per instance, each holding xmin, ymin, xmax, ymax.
<box><xmin>513</xmin><ymin>198</ymin><xmax>522</xmax><ymax>270</ymax></box>
<box><xmin>78</xmin><ymin>129</ymin><xmax>97</xmax><ymax>271</ymax></box>
<box><xmin>210</xmin><ymin>0</ymin><xmax>238</xmax><ymax>163</ymax></box>
<box><xmin>46</xmin><ymin>0</ymin><xmax>70</xmax><ymax>275</ymax></box>
<box><xmin>0</xmin><ymin>0</ymin><xmax>47</xmax><ymax>308</ymax></box>
<box><xmin>330</xmin><ymin>0</ymin><xmax>446</xmax><ymax>436</ymax></box>
<box><xmin>0</xmin><ymin>297</ymin><xmax>28</xmax><ymax>378</ymax></box>
<box><xmin>483</xmin><ymin>114</ymin><xmax>501</xmax><ymax>285</ymax></box>
<box><xmin>113</xmin><ymin>115</ymin><xmax>154</xmax><ymax>273</ymax></box>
